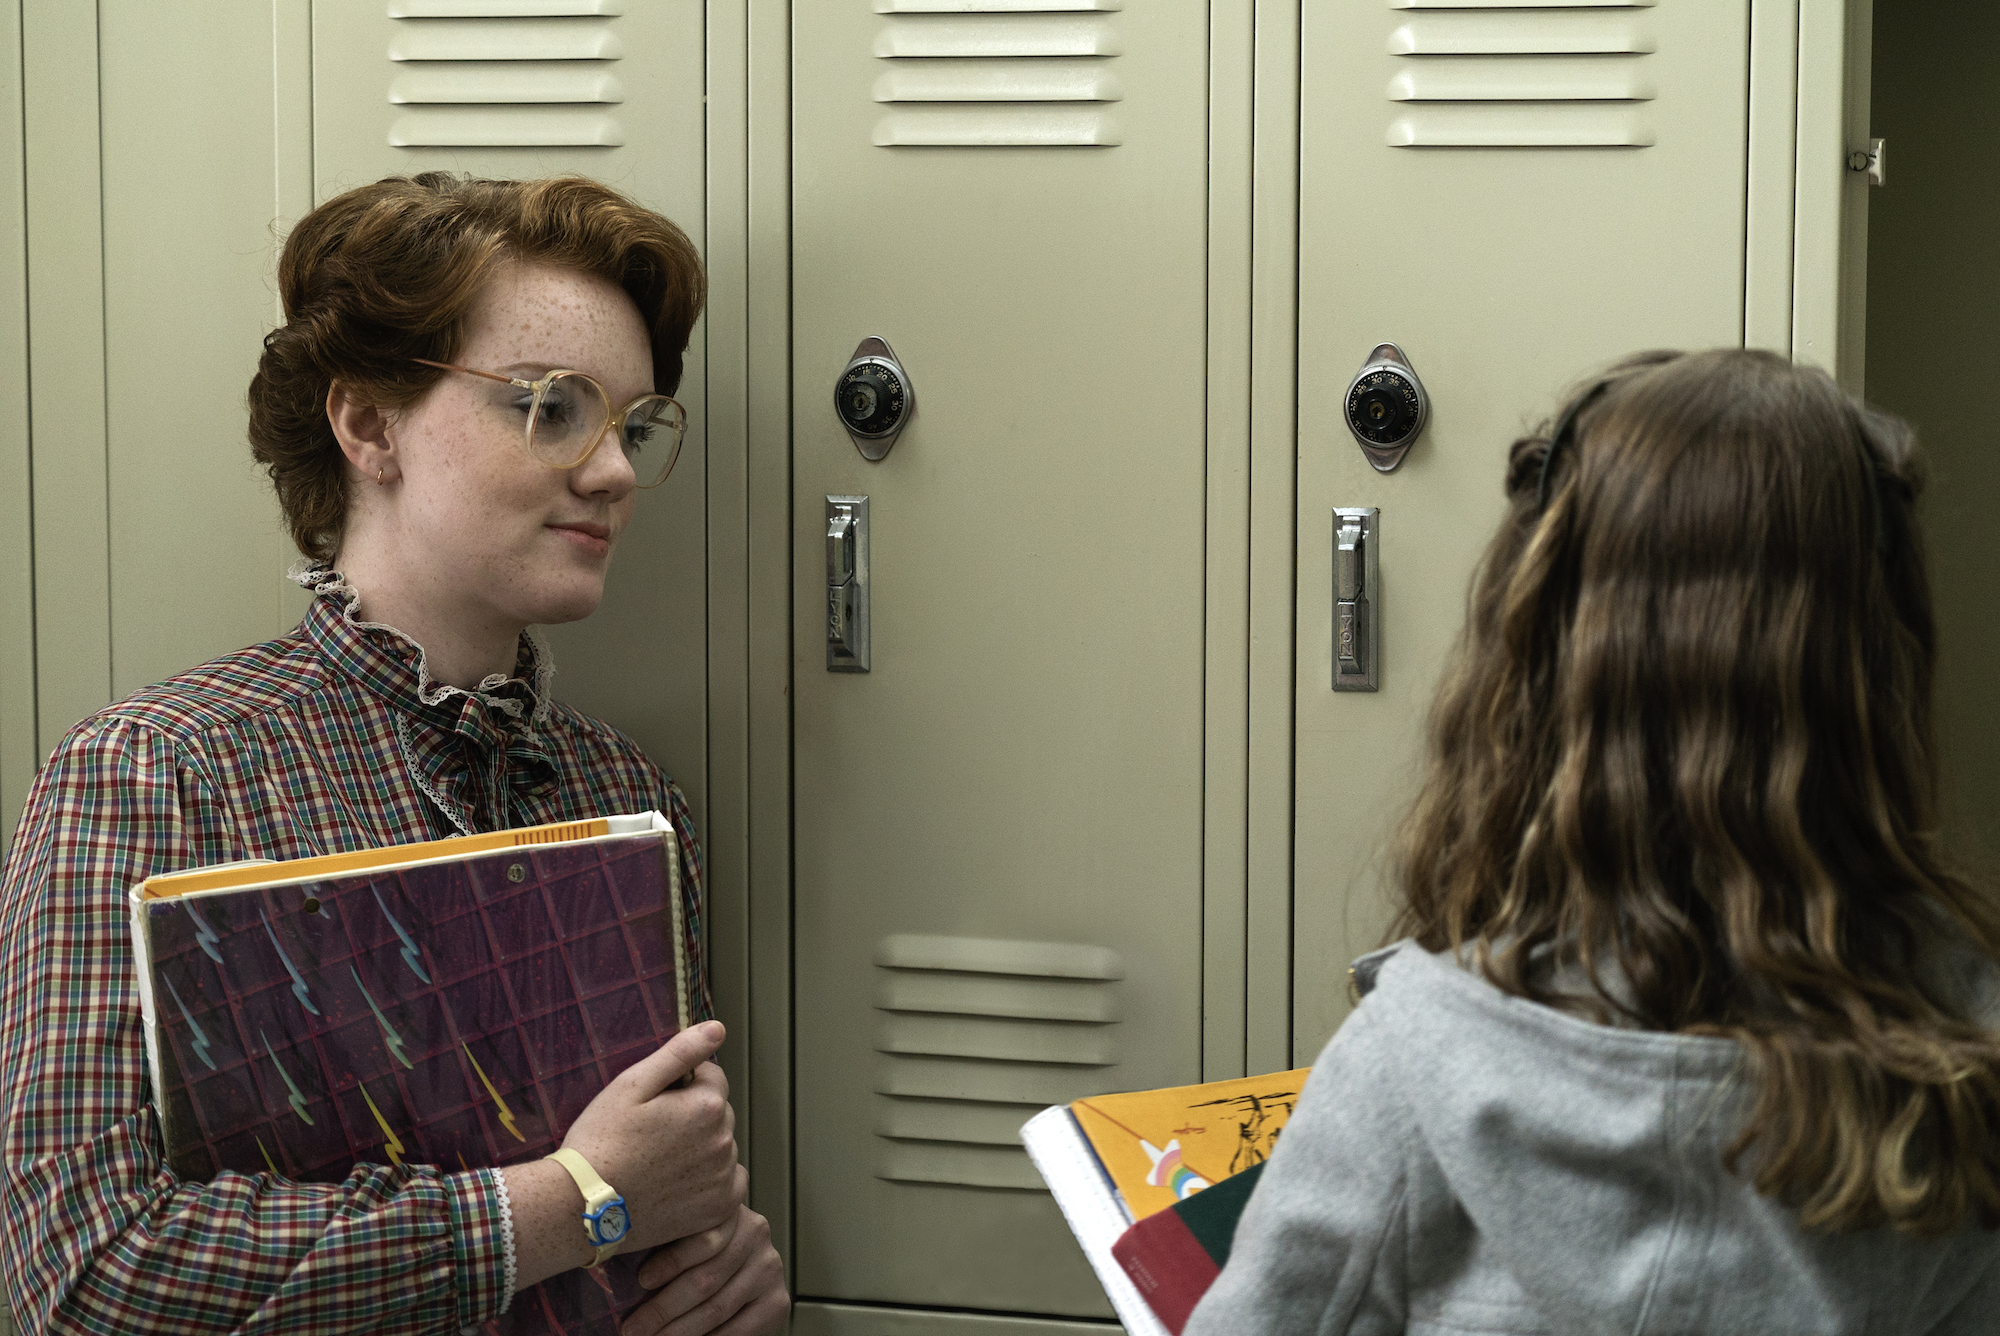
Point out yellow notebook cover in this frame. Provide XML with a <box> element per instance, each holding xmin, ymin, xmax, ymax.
<box><xmin>1069</xmin><ymin>1069</ymin><xmax>1310</xmax><ymax>1222</ymax></box>
<box><xmin>138</xmin><ymin>816</ymin><xmax>618</xmax><ymax>900</ymax></box>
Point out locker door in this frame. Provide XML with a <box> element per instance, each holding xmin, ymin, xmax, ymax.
<box><xmin>14</xmin><ymin>2</ymin><xmax>316</xmax><ymax>780</ymax></box>
<box><xmin>1290</xmin><ymin>1</ymin><xmax>1754</xmax><ymax>1056</ymax></box>
<box><xmin>791</xmin><ymin>0</ymin><xmax>1210</xmax><ymax>1317</ymax></box>
<box><xmin>311</xmin><ymin>1</ymin><xmax>711</xmax><ymax>808</ymax></box>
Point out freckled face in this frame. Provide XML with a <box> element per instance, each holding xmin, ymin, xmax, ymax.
<box><xmin>385</xmin><ymin>261</ymin><xmax>653</xmax><ymax>629</ymax></box>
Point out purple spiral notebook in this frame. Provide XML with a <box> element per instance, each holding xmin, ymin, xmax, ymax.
<box><xmin>129</xmin><ymin>813</ymin><xmax>692</xmax><ymax>1335</ymax></box>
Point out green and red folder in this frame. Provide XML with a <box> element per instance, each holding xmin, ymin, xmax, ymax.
<box><xmin>1110</xmin><ymin>1159</ymin><xmax>1266</xmax><ymax>1331</ymax></box>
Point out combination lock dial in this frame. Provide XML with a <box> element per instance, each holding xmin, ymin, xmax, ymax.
<box><xmin>835</xmin><ymin>337</ymin><xmax>915</xmax><ymax>461</ymax></box>
<box><xmin>838</xmin><ymin>362</ymin><xmax>906</xmax><ymax>437</ymax></box>
<box><xmin>1342</xmin><ymin>343</ymin><xmax>1429</xmax><ymax>472</ymax></box>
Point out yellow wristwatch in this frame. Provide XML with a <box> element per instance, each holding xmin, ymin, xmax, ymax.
<box><xmin>546</xmin><ymin>1148</ymin><xmax>631</xmax><ymax>1268</ymax></box>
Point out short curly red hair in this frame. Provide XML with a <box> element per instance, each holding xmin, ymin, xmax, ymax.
<box><xmin>248</xmin><ymin>172</ymin><xmax>705</xmax><ymax>562</ymax></box>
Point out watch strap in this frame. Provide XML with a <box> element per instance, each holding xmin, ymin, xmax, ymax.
<box><xmin>546</xmin><ymin>1148</ymin><xmax>625</xmax><ymax>1267</ymax></box>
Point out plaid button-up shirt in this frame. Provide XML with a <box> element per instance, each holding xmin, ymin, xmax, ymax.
<box><xmin>0</xmin><ymin>572</ymin><xmax>711</xmax><ymax>1334</ymax></box>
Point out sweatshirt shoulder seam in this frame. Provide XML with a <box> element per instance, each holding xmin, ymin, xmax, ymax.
<box><xmin>1382</xmin><ymin>948</ymin><xmax>1744</xmax><ymax>1068</ymax></box>
<box><xmin>1629</xmin><ymin>1047</ymin><xmax>1694</xmax><ymax>1334</ymax></box>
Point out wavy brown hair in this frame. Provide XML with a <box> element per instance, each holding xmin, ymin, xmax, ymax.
<box><xmin>1391</xmin><ymin>348</ymin><xmax>2000</xmax><ymax>1234</ymax></box>
<box><xmin>249</xmin><ymin>172</ymin><xmax>706</xmax><ymax>562</ymax></box>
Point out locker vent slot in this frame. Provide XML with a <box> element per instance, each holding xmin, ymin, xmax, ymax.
<box><xmin>1386</xmin><ymin>6</ymin><xmax>1658</xmax><ymax>149</ymax></box>
<box><xmin>875</xmin><ymin>59</ymin><xmax>1121</xmax><ymax>104</ymax></box>
<box><xmin>1389</xmin><ymin>0</ymin><xmax>1653</xmax><ymax>9</ymax></box>
<box><xmin>871</xmin><ymin>934</ymin><xmax>1122</xmax><ymax>1190</ymax></box>
<box><xmin>873</xmin><ymin>11</ymin><xmax>1122</xmax><ymax>148</ymax></box>
<box><xmin>878</xmin><ymin>1</ymin><xmax>1122</xmax><ymax>10</ymax></box>
<box><xmin>386</xmin><ymin>7</ymin><xmax>627</xmax><ymax>148</ymax></box>
<box><xmin>1388</xmin><ymin>57</ymin><xmax>1654</xmax><ymax>104</ymax></box>
<box><xmin>389</xmin><ymin>2</ymin><xmax>624</xmax><ymax>17</ymax></box>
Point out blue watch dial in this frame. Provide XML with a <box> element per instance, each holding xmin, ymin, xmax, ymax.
<box><xmin>588</xmin><ymin>1199</ymin><xmax>630</xmax><ymax>1245</ymax></box>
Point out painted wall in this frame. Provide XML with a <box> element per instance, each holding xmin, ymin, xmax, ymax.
<box><xmin>1866</xmin><ymin>4</ymin><xmax>2000</xmax><ymax>868</ymax></box>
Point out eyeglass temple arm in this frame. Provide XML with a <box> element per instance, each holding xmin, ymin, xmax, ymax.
<box><xmin>411</xmin><ymin>358</ymin><xmax>534</xmax><ymax>389</ymax></box>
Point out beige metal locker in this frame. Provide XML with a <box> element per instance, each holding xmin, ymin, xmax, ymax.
<box><xmin>1287</xmin><ymin>0</ymin><xmax>1874</xmax><ymax>1062</ymax></box>
<box><xmin>310</xmin><ymin>0</ymin><xmax>714</xmax><ymax>833</ymax></box>
<box><xmin>3</xmin><ymin>0</ymin><xmax>717</xmax><ymax>840</ymax></box>
<box><xmin>788</xmin><ymin>0</ymin><xmax>1212</xmax><ymax>1318</ymax></box>
<box><xmin>14</xmin><ymin>1</ymin><xmax>311</xmax><ymax>809</ymax></box>
<box><xmin>0</xmin><ymin>2</ymin><xmax>739</xmax><ymax>1323</ymax></box>
<box><xmin>0</xmin><ymin>2</ymin><xmax>30</xmax><ymax>847</ymax></box>
<box><xmin>0</xmin><ymin>2</ymin><xmax>1881</xmax><ymax>1333</ymax></box>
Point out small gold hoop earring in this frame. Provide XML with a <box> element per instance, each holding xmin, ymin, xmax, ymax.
<box><xmin>376</xmin><ymin>467</ymin><xmax>385</xmax><ymax>486</ymax></box>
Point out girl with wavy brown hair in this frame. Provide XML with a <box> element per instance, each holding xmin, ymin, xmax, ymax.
<box><xmin>0</xmin><ymin>174</ymin><xmax>786</xmax><ymax>1335</ymax></box>
<box><xmin>1187</xmin><ymin>349</ymin><xmax>2000</xmax><ymax>1335</ymax></box>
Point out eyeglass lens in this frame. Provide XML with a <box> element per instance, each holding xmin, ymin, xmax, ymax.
<box><xmin>527</xmin><ymin>371</ymin><xmax>688</xmax><ymax>488</ymax></box>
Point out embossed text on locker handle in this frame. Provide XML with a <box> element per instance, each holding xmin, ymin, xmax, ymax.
<box><xmin>827</xmin><ymin>496</ymin><xmax>870</xmax><ymax>672</ymax></box>
<box><xmin>1336</xmin><ymin>518</ymin><xmax>1366</xmax><ymax>673</ymax></box>
<box><xmin>1333</xmin><ymin>507</ymin><xmax>1379</xmax><ymax>692</ymax></box>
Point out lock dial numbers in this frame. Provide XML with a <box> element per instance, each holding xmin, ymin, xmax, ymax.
<box><xmin>837</xmin><ymin>360</ymin><xmax>908</xmax><ymax>439</ymax></box>
<box><xmin>835</xmin><ymin>337</ymin><xmax>915</xmax><ymax>462</ymax></box>
<box><xmin>1345</xmin><ymin>370</ymin><xmax>1423</xmax><ymax>447</ymax></box>
<box><xmin>1340</xmin><ymin>342</ymin><xmax>1429</xmax><ymax>473</ymax></box>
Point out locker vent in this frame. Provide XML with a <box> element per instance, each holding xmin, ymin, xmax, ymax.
<box><xmin>1385</xmin><ymin>3</ymin><xmax>1658</xmax><ymax>148</ymax></box>
<box><xmin>385</xmin><ymin>1</ymin><xmax>627</xmax><ymax>149</ymax></box>
<box><xmin>872</xmin><ymin>2</ymin><xmax>1124</xmax><ymax>148</ymax></box>
<box><xmin>871</xmin><ymin>933</ymin><xmax>1122</xmax><ymax>1190</ymax></box>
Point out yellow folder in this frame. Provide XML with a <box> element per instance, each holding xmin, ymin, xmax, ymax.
<box><xmin>1068</xmin><ymin>1068</ymin><xmax>1311</xmax><ymax>1222</ymax></box>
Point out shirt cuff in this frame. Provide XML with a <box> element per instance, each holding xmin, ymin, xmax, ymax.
<box><xmin>443</xmin><ymin>1168</ymin><xmax>515</xmax><ymax>1330</ymax></box>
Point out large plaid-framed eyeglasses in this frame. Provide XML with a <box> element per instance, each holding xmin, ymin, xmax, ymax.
<box><xmin>413</xmin><ymin>358</ymin><xmax>689</xmax><ymax>489</ymax></box>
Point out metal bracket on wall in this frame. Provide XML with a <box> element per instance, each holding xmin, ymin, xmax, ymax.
<box><xmin>827</xmin><ymin>495</ymin><xmax>870</xmax><ymax>672</ymax></box>
<box><xmin>1333</xmin><ymin>507</ymin><xmax>1379</xmax><ymax>692</ymax></box>
<box><xmin>1846</xmin><ymin>137</ymin><xmax>1886</xmax><ymax>187</ymax></box>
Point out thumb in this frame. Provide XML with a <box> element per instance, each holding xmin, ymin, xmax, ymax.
<box><xmin>618</xmin><ymin>1020</ymin><xmax>725</xmax><ymax>1100</ymax></box>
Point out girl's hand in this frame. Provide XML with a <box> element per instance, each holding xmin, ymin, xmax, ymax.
<box><xmin>621</xmin><ymin>1196</ymin><xmax>789</xmax><ymax>1336</ymax></box>
<box><xmin>562</xmin><ymin>1020</ymin><xmax>742</xmax><ymax>1254</ymax></box>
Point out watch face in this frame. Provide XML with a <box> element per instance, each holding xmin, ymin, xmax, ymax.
<box><xmin>594</xmin><ymin>1202</ymin><xmax>630</xmax><ymax>1244</ymax></box>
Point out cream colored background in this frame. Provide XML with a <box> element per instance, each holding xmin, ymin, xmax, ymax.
<box><xmin>0</xmin><ymin>2</ymin><xmax>1909</xmax><ymax>1333</ymax></box>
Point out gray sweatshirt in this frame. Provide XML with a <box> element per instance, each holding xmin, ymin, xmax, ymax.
<box><xmin>1183</xmin><ymin>942</ymin><xmax>2000</xmax><ymax>1335</ymax></box>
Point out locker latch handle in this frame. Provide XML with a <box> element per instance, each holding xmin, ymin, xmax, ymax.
<box><xmin>1335</xmin><ymin>517</ymin><xmax>1366</xmax><ymax>604</ymax></box>
<box><xmin>1336</xmin><ymin>518</ymin><xmax>1367</xmax><ymax>677</ymax></box>
<box><xmin>1333</xmin><ymin>507</ymin><xmax>1379</xmax><ymax>692</ymax></box>
<box><xmin>828</xmin><ymin>507</ymin><xmax>857</xmax><ymax>587</ymax></box>
<box><xmin>826</xmin><ymin>496</ymin><xmax>870</xmax><ymax>672</ymax></box>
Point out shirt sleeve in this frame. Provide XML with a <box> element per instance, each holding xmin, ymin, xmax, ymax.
<box><xmin>1182</xmin><ymin>999</ymin><xmax>1412</xmax><ymax>1336</ymax></box>
<box><xmin>0</xmin><ymin>717</ymin><xmax>513</xmax><ymax>1335</ymax></box>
